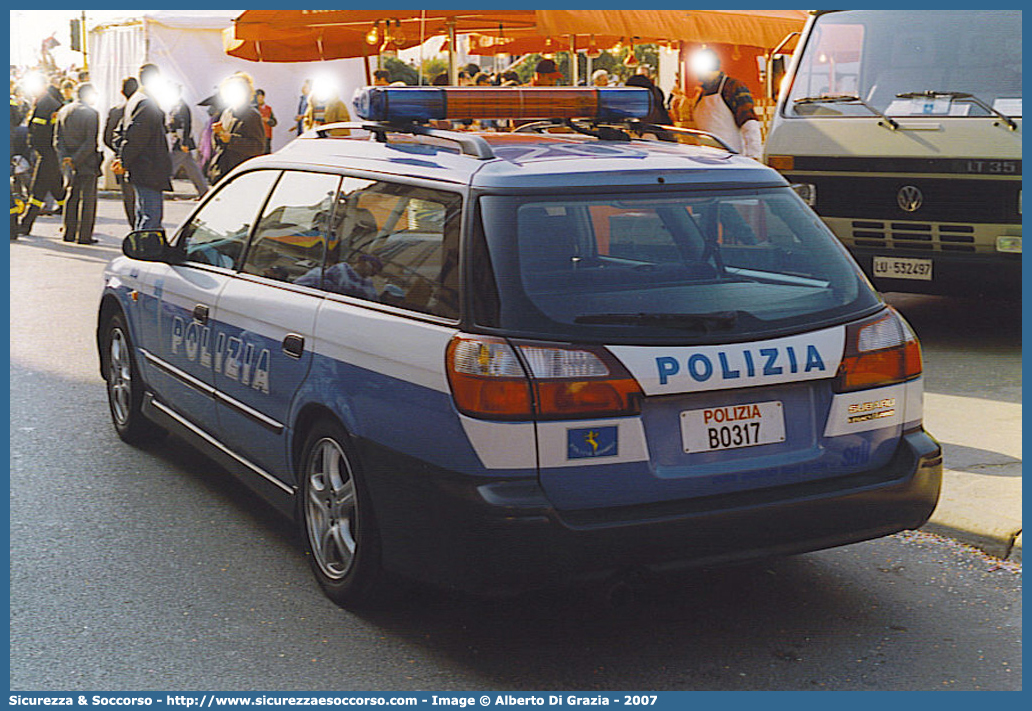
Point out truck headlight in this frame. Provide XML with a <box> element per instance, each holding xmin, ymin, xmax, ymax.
<box><xmin>791</xmin><ymin>182</ymin><xmax>817</xmax><ymax>207</ymax></box>
<box><xmin>996</xmin><ymin>236</ymin><xmax>1021</xmax><ymax>254</ymax></box>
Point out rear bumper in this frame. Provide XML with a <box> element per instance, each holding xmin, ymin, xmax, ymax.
<box><xmin>360</xmin><ymin>430</ymin><xmax>942</xmax><ymax>595</ymax></box>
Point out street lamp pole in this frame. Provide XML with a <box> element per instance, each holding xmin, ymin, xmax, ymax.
<box><xmin>81</xmin><ymin>10</ymin><xmax>88</xmax><ymax>72</ymax></box>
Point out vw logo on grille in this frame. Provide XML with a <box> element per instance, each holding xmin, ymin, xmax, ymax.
<box><xmin>897</xmin><ymin>185</ymin><xmax>924</xmax><ymax>212</ymax></box>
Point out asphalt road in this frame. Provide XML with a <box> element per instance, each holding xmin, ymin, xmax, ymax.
<box><xmin>8</xmin><ymin>197</ymin><xmax>1022</xmax><ymax>691</ymax></box>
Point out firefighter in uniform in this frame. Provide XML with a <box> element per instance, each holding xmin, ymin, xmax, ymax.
<box><xmin>10</xmin><ymin>93</ymin><xmax>29</xmax><ymax>238</ymax></box>
<box><xmin>17</xmin><ymin>82</ymin><xmax>66</xmax><ymax>236</ymax></box>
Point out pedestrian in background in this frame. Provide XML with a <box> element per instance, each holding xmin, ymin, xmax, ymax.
<box><xmin>198</xmin><ymin>102</ymin><xmax>220</xmax><ymax>178</ymax></box>
<box><xmin>625</xmin><ymin>73</ymin><xmax>672</xmax><ymax>125</ymax></box>
<box><xmin>302</xmin><ymin>80</ymin><xmax>350</xmax><ymax>135</ymax></box>
<box><xmin>167</xmin><ymin>84</ymin><xmax>209</xmax><ymax>200</ymax></box>
<box><xmin>472</xmin><ymin>73</ymin><xmax>498</xmax><ymax>130</ymax></box>
<box><xmin>54</xmin><ymin>82</ymin><xmax>101</xmax><ymax>244</ymax></box>
<box><xmin>59</xmin><ymin>78</ymin><xmax>76</xmax><ymax>104</ymax></box>
<box><xmin>688</xmin><ymin>47</ymin><xmax>763</xmax><ymax>159</ymax></box>
<box><xmin>209</xmin><ymin>72</ymin><xmax>265</xmax><ymax>182</ymax></box>
<box><xmin>10</xmin><ymin>81</ymin><xmax>33</xmax><ymax>202</ymax></box>
<box><xmin>115</xmin><ymin>63</ymin><xmax>172</xmax><ymax>231</ymax></box>
<box><xmin>103</xmin><ymin>76</ymin><xmax>138</xmax><ymax>228</ymax></box>
<box><xmin>528</xmin><ymin>58</ymin><xmax>563</xmax><ymax>87</ymax></box>
<box><xmin>591</xmin><ymin>69</ymin><xmax>610</xmax><ymax>87</ymax></box>
<box><xmin>294</xmin><ymin>79</ymin><xmax>311</xmax><ymax>136</ymax></box>
<box><xmin>255</xmin><ymin>88</ymin><xmax>277</xmax><ymax>153</ymax></box>
<box><xmin>10</xmin><ymin>78</ymin><xmax>30</xmax><ymax>124</ymax></box>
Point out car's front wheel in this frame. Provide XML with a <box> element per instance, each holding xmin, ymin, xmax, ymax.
<box><xmin>102</xmin><ymin>312</ymin><xmax>163</xmax><ymax>444</ymax></box>
<box><xmin>299</xmin><ymin>420</ymin><xmax>388</xmax><ymax>608</ymax></box>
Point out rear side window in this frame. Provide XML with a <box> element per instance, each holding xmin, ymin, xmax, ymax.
<box><xmin>315</xmin><ymin>177</ymin><xmax>461</xmax><ymax>319</ymax></box>
<box><xmin>241</xmin><ymin>171</ymin><xmax>341</xmax><ymax>284</ymax></box>
<box><xmin>478</xmin><ymin>187</ymin><xmax>879</xmax><ymax>344</ymax></box>
<box><xmin>177</xmin><ymin>171</ymin><xmax>279</xmax><ymax>268</ymax></box>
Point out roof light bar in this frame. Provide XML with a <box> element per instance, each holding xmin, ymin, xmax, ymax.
<box><xmin>352</xmin><ymin>86</ymin><xmax>652</xmax><ymax>123</ymax></box>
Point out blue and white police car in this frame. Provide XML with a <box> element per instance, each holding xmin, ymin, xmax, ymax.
<box><xmin>97</xmin><ymin>86</ymin><xmax>942</xmax><ymax>607</ymax></box>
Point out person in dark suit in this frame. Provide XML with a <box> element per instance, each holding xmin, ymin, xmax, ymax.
<box><xmin>166</xmin><ymin>84</ymin><xmax>209</xmax><ymax>199</ymax></box>
<box><xmin>103</xmin><ymin>76</ymin><xmax>137</xmax><ymax>228</ymax></box>
<box><xmin>113</xmin><ymin>64</ymin><xmax>172</xmax><ymax>230</ymax></box>
<box><xmin>54</xmin><ymin>82</ymin><xmax>101</xmax><ymax>244</ymax></box>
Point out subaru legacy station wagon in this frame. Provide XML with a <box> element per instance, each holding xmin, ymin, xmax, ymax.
<box><xmin>98</xmin><ymin>86</ymin><xmax>942</xmax><ymax>607</ymax></box>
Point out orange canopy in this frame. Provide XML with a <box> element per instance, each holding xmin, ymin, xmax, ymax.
<box><xmin>224</xmin><ymin>10</ymin><xmax>807</xmax><ymax>63</ymax></box>
<box><xmin>222</xmin><ymin>25</ymin><xmax>410</xmax><ymax>63</ymax></box>
<box><xmin>225</xmin><ymin>10</ymin><xmax>538</xmax><ymax>61</ymax></box>
<box><xmin>232</xmin><ymin>10</ymin><xmax>537</xmax><ymax>41</ymax></box>
<box><xmin>534</xmin><ymin>10</ymin><xmax>807</xmax><ymax>51</ymax></box>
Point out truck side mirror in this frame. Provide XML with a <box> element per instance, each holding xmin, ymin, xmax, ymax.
<box><xmin>770</xmin><ymin>55</ymin><xmax>788</xmax><ymax>102</ymax></box>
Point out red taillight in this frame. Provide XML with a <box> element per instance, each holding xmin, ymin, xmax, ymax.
<box><xmin>446</xmin><ymin>335</ymin><xmax>643</xmax><ymax>420</ymax></box>
<box><xmin>535</xmin><ymin>378</ymin><xmax>642</xmax><ymax>418</ymax></box>
<box><xmin>446</xmin><ymin>337</ymin><xmax>534</xmax><ymax>420</ymax></box>
<box><xmin>835</xmin><ymin>308</ymin><xmax>922</xmax><ymax>392</ymax></box>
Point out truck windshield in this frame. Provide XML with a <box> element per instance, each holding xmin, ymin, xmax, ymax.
<box><xmin>475</xmin><ymin>187</ymin><xmax>880</xmax><ymax>345</ymax></box>
<box><xmin>786</xmin><ymin>10</ymin><xmax>1022</xmax><ymax>118</ymax></box>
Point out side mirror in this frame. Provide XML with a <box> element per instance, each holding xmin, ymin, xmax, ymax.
<box><xmin>122</xmin><ymin>229</ymin><xmax>171</xmax><ymax>262</ymax></box>
<box><xmin>770</xmin><ymin>55</ymin><xmax>788</xmax><ymax>102</ymax></box>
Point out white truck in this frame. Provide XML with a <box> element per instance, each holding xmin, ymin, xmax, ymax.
<box><xmin>764</xmin><ymin>10</ymin><xmax>1021</xmax><ymax>297</ymax></box>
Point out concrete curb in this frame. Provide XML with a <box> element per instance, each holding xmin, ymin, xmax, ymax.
<box><xmin>1008</xmin><ymin>532</ymin><xmax>1022</xmax><ymax>564</ymax></box>
<box><xmin>918</xmin><ymin>463</ymin><xmax>1022</xmax><ymax>562</ymax></box>
<box><xmin>921</xmin><ymin>520</ymin><xmax>1022</xmax><ymax>561</ymax></box>
<box><xmin>920</xmin><ymin>478</ymin><xmax>1022</xmax><ymax>562</ymax></box>
<box><xmin>99</xmin><ymin>191</ymin><xmax>198</xmax><ymax>201</ymax></box>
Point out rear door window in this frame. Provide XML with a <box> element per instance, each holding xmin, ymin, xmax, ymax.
<box><xmin>316</xmin><ymin>177</ymin><xmax>461</xmax><ymax>319</ymax></box>
<box><xmin>241</xmin><ymin>171</ymin><xmax>341</xmax><ymax>284</ymax></box>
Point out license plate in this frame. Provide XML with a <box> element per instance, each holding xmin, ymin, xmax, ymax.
<box><xmin>680</xmin><ymin>401</ymin><xmax>785</xmax><ymax>453</ymax></box>
<box><xmin>872</xmin><ymin>256</ymin><xmax>933</xmax><ymax>281</ymax></box>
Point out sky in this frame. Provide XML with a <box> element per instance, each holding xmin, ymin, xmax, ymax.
<box><xmin>9</xmin><ymin>9</ymin><xmax>445</xmax><ymax>71</ymax></box>
<box><xmin>9</xmin><ymin>10</ymin><xmax>244</xmax><ymax>69</ymax></box>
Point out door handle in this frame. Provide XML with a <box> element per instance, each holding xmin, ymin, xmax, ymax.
<box><xmin>192</xmin><ymin>304</ymin><xmax>209</xmax><ymax>324</ymax></box>
<box><xmin>283</xmin><ymin>334</ymin><xmax>305</xmax><ymax>359</ymax></box>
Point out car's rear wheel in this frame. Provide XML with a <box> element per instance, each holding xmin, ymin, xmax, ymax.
<box><xmin>299</xmin><ymin>420</ymin><xmax>387</xmax><ymax>608</ymax></box>
<box><xmin>103</xmin><ymin>312</ymin><xmax>163</xmax><ymax>444</ymax></box>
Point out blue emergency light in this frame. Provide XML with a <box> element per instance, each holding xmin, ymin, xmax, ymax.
<box><xmin>352</xmin><ymin>86</ymin><xmax>652</xmax><ymax>123</ymax></box>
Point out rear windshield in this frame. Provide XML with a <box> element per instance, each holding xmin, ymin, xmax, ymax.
<box><xmin>475</xmin><ymin>187</ymin><xmax>880</xmax><ymax>344</ymax></box>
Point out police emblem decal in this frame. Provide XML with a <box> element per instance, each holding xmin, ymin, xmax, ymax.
<box><xmin>567</xmin><ymin>426</ymin><xmax>619</xmax><ymax>459</ymax></box>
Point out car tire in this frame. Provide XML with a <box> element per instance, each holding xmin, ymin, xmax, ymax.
<box><xmin>298</xmin><ymin>419</ymin><xmax>389</xmax><ymax>608</ymax></box>
<box><xmin>102</xmin><ymin>312</ymin><xmax>165</xmax><ymax>445</ymax></box>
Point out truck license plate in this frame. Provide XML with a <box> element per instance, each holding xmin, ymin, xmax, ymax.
<box><xmin>872</xmin><ymin>256</ymin><xmax>933</xmax><ymax>281</ymax></box>
<box><xmin>680</xmin><ymin>401</ymin><xmax>786</xmax><ymax>453</ymax></box>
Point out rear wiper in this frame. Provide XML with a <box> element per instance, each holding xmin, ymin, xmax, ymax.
<box><xmin>793</xmin><ymin>94</ymin><xmax>900</xmax><ymax>130</ymax></box>
<box><xmin>895</xmin><ymin>91</ymin><xmax>1018</xmax><ymax>130</ymax></box>
<box><xmin>574</xmin><ymin>311</ymin><xmax>738</xmax><ymax>331</ymax></box>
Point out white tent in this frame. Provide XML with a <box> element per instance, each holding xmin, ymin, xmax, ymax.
<box><xmin>88</xmin><ymin>11</ymin><xmax>367</xmax><ymax>154</ymax></box>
